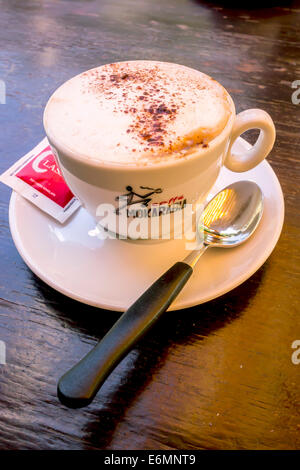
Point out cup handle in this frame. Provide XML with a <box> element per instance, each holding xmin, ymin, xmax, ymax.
<box><xmin>225</xmin><ymin>109</ymin><xmax>276</xmax><ymax>172</ymax></box>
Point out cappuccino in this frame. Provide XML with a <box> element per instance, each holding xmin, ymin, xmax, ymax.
<box><xmin>44</xmin><ymin>61</ymin><xmax>232</xmax><ymax>166</ymax></box>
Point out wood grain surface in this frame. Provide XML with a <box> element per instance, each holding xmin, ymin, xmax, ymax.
<box><xmin>0</xmin><ymin>0</ymin><xmax>299</xmax><ymax>450</ymax></box>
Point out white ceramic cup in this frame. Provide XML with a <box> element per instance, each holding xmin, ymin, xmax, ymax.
<box><xmin>43</xmin><ymin>64</ymin><xmax>275</xmax><ymax>239</ymax></box>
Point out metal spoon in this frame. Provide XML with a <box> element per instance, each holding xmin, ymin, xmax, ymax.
<box><xmin>57</xmin><ymin>180</ymin><xmax>263</xmax><ymax>408</ymax></box>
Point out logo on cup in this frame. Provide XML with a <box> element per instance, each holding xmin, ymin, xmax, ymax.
<box><xmin>115</xmin><ymin>185</ymin><xmax>187</xmax><ymax>217</ymax></box>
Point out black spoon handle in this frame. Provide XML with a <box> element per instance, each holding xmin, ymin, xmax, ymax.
<box><xmin>57</xmin><ymin>261</ymin><xmax>193</xmax><ymax>408</ymax></box>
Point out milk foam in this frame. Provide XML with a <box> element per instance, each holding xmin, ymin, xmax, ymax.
<box><xmin>44</xmin><ymin>61</ymin><xmax>232</xmax><ymax>165</ymax></box>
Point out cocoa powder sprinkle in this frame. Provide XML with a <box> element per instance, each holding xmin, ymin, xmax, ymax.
<box><xmin>82</xmin><ymin>62</ymin><xmax>212</xmax><ymax>154</ymax></box>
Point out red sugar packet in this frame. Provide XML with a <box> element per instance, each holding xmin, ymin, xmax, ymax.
<box><xmin>0</xmin><ymin>138</ymin><xmax>81</xmax><ymax>223</ymax></box>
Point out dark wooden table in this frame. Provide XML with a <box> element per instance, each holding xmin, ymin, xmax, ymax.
<box><xmin>0</xmin><ymin>0</ymin><xmax>299</xmax><ymax>451</ymax></box>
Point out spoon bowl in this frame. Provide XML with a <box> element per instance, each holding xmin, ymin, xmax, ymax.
<box><xmin>200</xmin><ymin>181</ymin><xmax>263</xmax><ymax>247</ymax></box>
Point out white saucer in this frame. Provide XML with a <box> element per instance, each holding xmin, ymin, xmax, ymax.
<box><xmin>8</xmin><ymin>138</ymin><xmax>284</xmax><ymax>312</ymax></box>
